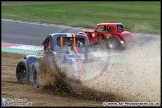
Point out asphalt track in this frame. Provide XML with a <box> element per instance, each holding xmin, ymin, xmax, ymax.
<box><xmin>2</xmin><ymin>19</ymin><xmax>160</xmax><ymax>46</ymax></box>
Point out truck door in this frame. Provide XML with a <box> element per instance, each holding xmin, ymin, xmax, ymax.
<box><xmin>97</xmin><ymin>25</ymin><xmax>107</xmax><ymax>40</ymax></box>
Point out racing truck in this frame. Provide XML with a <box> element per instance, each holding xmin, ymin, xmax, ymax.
<box><xmin>16</xmin><ymin>33</ymin><xmax>107</xmax><ymax>88</ymax></box>
<box><xmin>78</xmin><ymin>23</ymin><xmax>137</xmax><ymax>50</ymax></box>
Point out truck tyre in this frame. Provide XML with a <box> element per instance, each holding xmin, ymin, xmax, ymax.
<box><xmin>16</xmin><ymin>59</ymin><xmax>29</xmax><ymax>84</ymax></box>
<box><xmin>107</xmin><ymin>37</ymin><xmax>120</xmax><ymax>50</ymax></box>
<box><xmin>33</xmin><ymin>64</ymin><xmax>40</xmax><ymax>88</ymax></box>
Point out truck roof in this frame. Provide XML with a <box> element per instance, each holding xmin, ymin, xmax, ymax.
<box><xmin>49</xmin><ymin>33</ymin><xmax>74</xmax><ymax>37</ymax></box>
<box><xmin>48</xmin><ymin>33</ymin><xmax>89</xmax><ymax>40</ymax></box>
<box><xmin>97</xmin><ymin>23</ymin><xmax>123</xmax><ymax>26</ymax></box>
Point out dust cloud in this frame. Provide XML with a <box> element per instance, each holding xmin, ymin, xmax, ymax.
<box><xmin>82</xmin><ymin>39</ymin><xmax>160</xmax><ymax>102</ymax></box>
<box><xmin>37</xmin><ymin>38</ymin><xmax>160</xmax><ymax>103</ymax></box>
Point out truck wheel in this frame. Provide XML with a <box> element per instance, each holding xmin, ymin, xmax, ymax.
<box><xmin>33</xmin><ymin>64</ymin><xmax>40</xmax><ymax>88</ymax></box>
<box><xmin>16</xmin><ymin>59</ymin><xmax>29</xmax><ymax>84</ymax></box>
<box><xmin>107</xmin><ymin>37</ymin><xmax>119</xmax><ymax>50</ymax></box>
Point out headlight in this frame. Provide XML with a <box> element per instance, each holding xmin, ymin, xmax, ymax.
<box><xmin>120</xmin><ymin>41</ymin><xmax>124</xmax><ymax>44</ymax></box>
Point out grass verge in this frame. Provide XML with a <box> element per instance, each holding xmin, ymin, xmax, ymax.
<box><xmin>2</xmin><ymin>1</ymin><xmax>160</xmax><ymax>34</ymax></box>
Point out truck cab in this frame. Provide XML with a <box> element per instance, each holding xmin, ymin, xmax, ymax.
<box><xmin>78</xmin><ymin>23</ymin><xmax>137</xmax><ymax>50</ymax></box>
<box><xmin>42</xmin><ymin>33</ymin><xmax>90</xmax><ymax>54</ymax></box>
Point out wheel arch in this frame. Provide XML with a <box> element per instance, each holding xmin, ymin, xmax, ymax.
<box><xmin>107</xmin><ymin>36</ymin><xmax>120</xmax><ymax>42</ymax></box>
<box><xmin>25</xmin><ymin>55</ymin><xmax>39</xmax><ymax>81</ymax></box>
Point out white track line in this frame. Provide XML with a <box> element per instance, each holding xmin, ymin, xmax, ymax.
<box><xmin>2</xmin><ymin>18</ymin><xmax>84</xmax><ymax>29</ymax></box>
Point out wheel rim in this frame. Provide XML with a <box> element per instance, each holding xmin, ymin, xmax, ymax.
<box><xmin>108</xmin><ymin>41</ymin><xmax>116</xmax><ymax>49</ymax></box>
<box><xmin>16</xmin><ymin>63</ymin><xmax>26</xmax><ymax>81</ymax></box>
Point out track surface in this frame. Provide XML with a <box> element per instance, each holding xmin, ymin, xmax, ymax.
<box><xmin>1</xmin><ymin>19</ymin><xmax>161</xmax><ymax>107</ymax></box>
<box><xmin>2</xmin><ymin>19</ymin><xmax>160</xmax><ymax>46</ymax></box>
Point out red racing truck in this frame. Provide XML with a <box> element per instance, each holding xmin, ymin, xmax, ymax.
<box><xmin>78</xmin><ymin>23</ymin><xmax>137</xmax><ymax>50</ymax></box>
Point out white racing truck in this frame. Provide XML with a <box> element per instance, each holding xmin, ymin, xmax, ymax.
<box><xmin>16</xmin><ymin>33</ymin><xmax>108</xmax><ymax>88</ymax></box>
